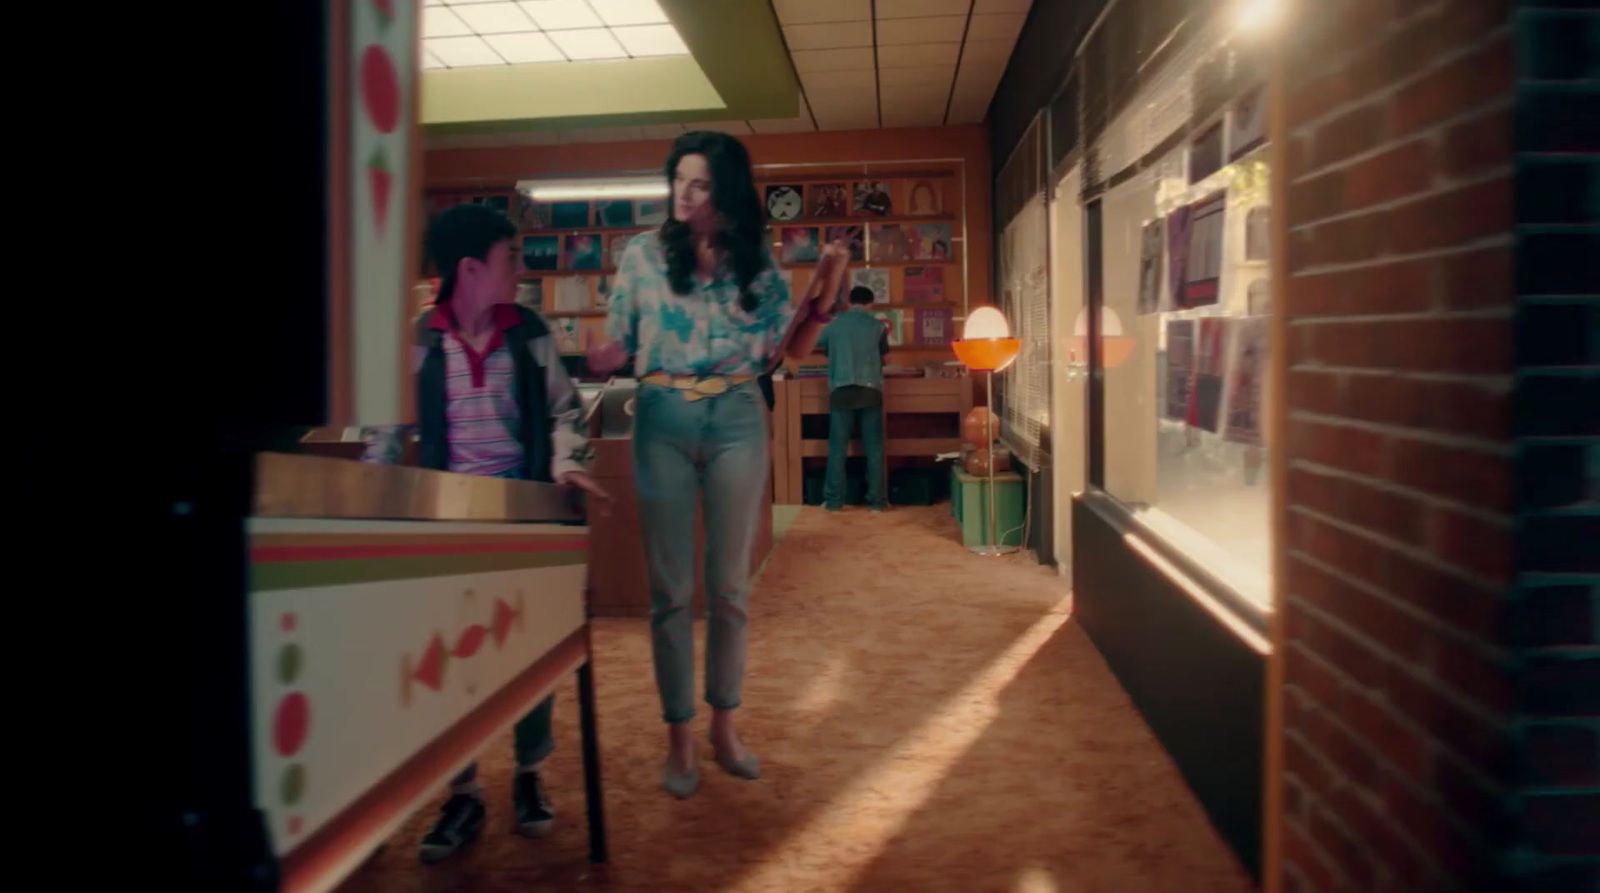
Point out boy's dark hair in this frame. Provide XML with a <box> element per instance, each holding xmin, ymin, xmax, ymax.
<box><xmin>426</xmin><ymin>203</ymin><xmax>518</xmax><ymax>303</ymax></box>
<box><xmin>848</xmin><ymin>286</ymin><xmax>875</xmax><ymax>305</ymax></box>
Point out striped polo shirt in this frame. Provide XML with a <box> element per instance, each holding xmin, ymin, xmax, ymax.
<box><xmin>431</xmin><ymin>304</ymin><xmax>524</xmax><ymax>478</ymax></box>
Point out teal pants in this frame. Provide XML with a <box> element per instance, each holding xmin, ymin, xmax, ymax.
<box><xmin>633</xmin><ymin>380</ymin><xmax>769</xmax><ymax>724</ymax></box>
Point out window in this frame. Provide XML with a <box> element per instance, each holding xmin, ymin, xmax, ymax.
<box><xmin>1092</xmin><ymin>29</ymin><xmax>1275</xmax><ymax>609</ymax></box>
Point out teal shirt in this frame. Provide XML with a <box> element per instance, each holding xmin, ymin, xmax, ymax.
<box><xmin>817</xmin><ymin>307</ymin><xmax>889</xmax><ymax>394</ymax></box>
<box><xmin>604</xmin><ymin>232</ymin><xmax>798</xmax><ymax>377</ymax></box>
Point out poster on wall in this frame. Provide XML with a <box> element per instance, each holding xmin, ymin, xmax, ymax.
<box><xmin>911</xmin><ymin>223</ymin><xmax>953</xmax><ymax>259</ymax></box>
<box><xmin>906</xmin><ymin>180</ymin><xmax>943</xmax><ymax>216</ymax></box>
<box><xmin>765</xmin><ymin>185</ymin><xmax>804</xmax><ymax>221</ymax></box>
<box><xmin>914</xmin><ymin>307</ymin><xmax>953</xmax><ymax>346</ymax></box>
<box><xmin>1137</xmin><ymin>218</ymin><xmax>1165</xmax><ymax>315</ymax></box>
<box><xmin>1228</xmin><ymin>86</ymin><xmax>1268</xmax><ymax>162</ymax></box>
<box><xmin>1166</xmin><ymin>205</ymin><xmax>1192</xmax><ymax>311</ymax></box>
<box><xmin>853</xmin><ymin>181</ymin><xmax>893</xmax><ymax>216</ymax></box>
<box><xmin>1164</xmin><ymin>319</ymin><xmax>1196</xmax><ymax>422</ymax></box>
<box><xmin>1223</xmin><ymin>317</ymin><xmax>1269</xmax><ymax>446</ymax></box>
<box><xmin>872</xmin><ymin>308</ymin><xmax>905</xmax><ymax>346</ymax></box>
<box><xmin>870</xmin><ymin>224</ymin><xmax>911</xmax><ymax>261</ymax></box>
<box><xmin>809</xmin><ymin>184</ymin><xmax>848</xmax><ymax>218</ymax></box>
<box><xmin>903</xmin><ymin>265</ymin><xmax>945</xmax><ymax>303</ymax></box>
<box><xmin>1189</xmin><ymin>317</ymin><xmax>1228</xmax><ymax>433</ymax></box>
<box><xmin>1189</xmin><ymin>121</ymin><xmax>1225</xmax><ymax>185</ymax></box>
<box><xmin>851</xmin><ymin>267</ymin><xmax>891</xmax><ymax>305</ymax></box>
<box><xmin>1181</xmin><ymin>190</ymin><xmax>1226</xmax><ymax>309</ymax></box>
<box><xmin>826</xmin><ymin>225</ymin><xmax>865</xmax><ymax>261</ymax></box>
<box><xmin>780</xmin><ymin>227</ymin><xmax>820</xmax><ymax>264</ymax></box>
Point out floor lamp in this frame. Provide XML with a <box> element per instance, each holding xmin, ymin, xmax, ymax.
<box><xmin>952</xmin><ymin>306</ymin><xmax>1022</xmax><ymax>556</ymax></box>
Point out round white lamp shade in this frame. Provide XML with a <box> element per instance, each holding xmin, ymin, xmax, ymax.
<box><xmin>962</xmin><ymin>306</ymin><xmax>1011</xmax><ymax>340</ymax></box>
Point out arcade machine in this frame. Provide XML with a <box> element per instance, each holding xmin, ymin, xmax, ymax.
<box><xmin>171</xmin><ymin>4</ymin><xmax>606</xmax><ymax>890</ymax></box>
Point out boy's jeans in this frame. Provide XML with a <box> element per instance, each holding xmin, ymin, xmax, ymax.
<box><xmin>453</xmin><ymin>465</ymin><xmax>556</xmax><ymax>784</ymax></box>
<box><xmin>633</xmin><ymin>380</ymin><xmax>769</xmax><ymax>724</ymax></box>
<box><xmin>823</xmin><ymin>405</ymin><xmax>886</xmax><ymax>508</ymax></box>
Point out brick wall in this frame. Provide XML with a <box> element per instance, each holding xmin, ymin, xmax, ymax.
<box><xmin>1279</xmin><ymin>0</ymin><xmax>1598</xmax><ymax>890</ymax></box>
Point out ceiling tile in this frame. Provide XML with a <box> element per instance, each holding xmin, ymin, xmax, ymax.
<box><xmin>547</xmin><ymin>27</ymin><xmax>627</xmax><ymax>59</ymax></box>
<box><xmin>973</xmin><ymin>0</ymin><xmax>1032</xmax><ymax>12</ymax></box>
<box><xmin>783</xmin><ymin>21</ymin><xmax>873</xmax><ymax>51</ymax></box>
<box><xmin>586</xmin><ymin>0</ymin><xmax>670</xmax><ymax>26</ymax></box>
<box><xmin>875</xmin><ymin>0</ymin><xmax>970</xmax><ymax>19</ymax></box>
<box><xmin>800</xmin><ymin>69</ymin><xmax>868</xmax><ymax>93</ymax></box>
<box><xmin>683</xmin><ymin>121</ymin><xmax>754</xmax><ymax>135</ymax></box>
<box><xmin>424</xmin><ymin>6</ymin><xmax>474</xmax><ymax>37</ymax></box>
<box><xmin>877</xmin><ymin>42</ymin><xmax>961</xmax><ymax>68</ymax></box>
<box><xmin>560</xmin><ymin>127</ymin><xmax>646</xmax><ymax>143</ymax></box>
<box><xmin>517</xmin><ymin>0</ymin><xmax>602</xmax><ymax>30</ymax></box>
<box><xmin>771</xmin><ymin>0</ymin><xmax>870</xmax><ymax>25</ymax></box>
<box><xmin>484</xmin><ymin>31</ymin><xmax>564</xmax><ymax>63</ymax></box>
<box><xmin>879</xmin><ymin>83</ymin><xmax>950</xmax><ymax>107</ymax></box>
<box><xmin>811</xmin><ymin>107</ymin><xmax>879</xmax><ymax>131</ymax></box>
<box><xmin>422</xmin><ymin>49</ymin><xmax>448</xmax><ymax>69</ymax></box>
<box><xmin>612</xmin><ymin>23</ymin><xmax>689</xmax><ymax>56</ymax></box>
<box><xmin>954</xmin><ymin>53</ymin><xmax>1009</xmax><ymax>87</ymax></box>
<box><xmin>959</xmin><ymin>37</ymin><xmax>1019</xmax><ymax>65</ymax></box>
<box><xmin>875</xmin><ymin>15</ymin><xmax>966</xmax><ymax>45</ymax></box>
<box><xmin>965</xmin><ymin>12</ymin><xmax>1026</xmax><ymax>42</ymax></box>
<box><xmin>639</xmin><ymin>124</ymin><xmax>687</xmax><ymax>139</ymax></box>
<box><xmin>877</xmin><ymin>65</ymin><xmax>955</xmax><ymax>89</ymax></box>
<box><xmin>806</xmin><ymin>86</ymin><xmax>878</xmax><ymax>112</ymax></box>
<box><xmin>452</xmin><ymin>1</ymin><xmax>537</xmax><ymax>34</ymax></box>
<box><xmin>426</xmin><ymin>35</ymin><xmax>505</xmax><ymax>67</ymax></box>
<box><xmin>790</xmin><ymin>47</ymin><xmax>875</xmax><ymax>72</ymax></box>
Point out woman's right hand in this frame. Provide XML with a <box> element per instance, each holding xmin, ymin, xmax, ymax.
<box><xmin>587</xmin><ymin>338</ymin><xmax>629</xmax><ymax>376</ymax></box>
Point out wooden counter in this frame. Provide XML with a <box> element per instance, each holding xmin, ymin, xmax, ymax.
<box><xmin>586</xmin><ymin>435</ymin><xmax>774</xmax><ymax>619</ymax></box>
<box><xmin>771</xmin><ymin>375</ymin><xmax>973</xmax><ymax>504</ymax></box>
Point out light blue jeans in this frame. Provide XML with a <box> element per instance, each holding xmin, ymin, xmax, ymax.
<box><xmin>633</xmin><ymin>380</ymin><xmax>769</xmax><ymax>725</ymax></box>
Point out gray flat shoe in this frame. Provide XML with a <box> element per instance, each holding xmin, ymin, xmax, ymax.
<box><xmin>663</xmin><ymin>763</ymin><xmax>700</xmax><ymax>799</ymax></box>
<box><xmin>713</xmin><ymin>746</ymin><xmax>761</xmax><ymax>780</ymax></box>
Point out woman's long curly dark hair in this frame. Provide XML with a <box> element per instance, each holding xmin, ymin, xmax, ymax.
<box><xmin>659</xmin><ymin>131</ymin><xmax>768</xmax><ymax>313</ymax></box>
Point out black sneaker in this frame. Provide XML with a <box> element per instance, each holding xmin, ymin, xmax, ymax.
<box><xmin>513</xmin><ymin>770</ymin><xmax>555</xmax><ymax>838</ymax></box>
<box><xmin>418</xmin><ymin>792</ymin><xmax>485</xmax><ymax>864</ymax></box>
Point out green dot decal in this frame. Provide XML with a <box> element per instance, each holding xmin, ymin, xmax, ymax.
<box><xmin>281</xmin><ymin>764</ymin><xmax>306</xmax><ymax>806</ymax></box>
<box><xmin>277</xmin><ymin>644</ymin><xmax>302</xmax><ymax>685</ymax></box>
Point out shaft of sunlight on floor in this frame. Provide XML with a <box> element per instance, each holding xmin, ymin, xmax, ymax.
<box><xmin>337</xmin><ymin>504</ymin><xmax>1252</xmax><ymax>893</ymax></box>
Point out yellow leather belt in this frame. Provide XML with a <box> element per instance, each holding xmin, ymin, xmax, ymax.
<box><xmin>641</xmin><ymin>372</ymin><xmax>754</xmax><ymax>402</ymax></box>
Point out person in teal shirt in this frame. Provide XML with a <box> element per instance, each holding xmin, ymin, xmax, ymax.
<box><xmin>817</xmin><ymin>286</ymin><xmax>890</xmax><ymax>511</ymax></box>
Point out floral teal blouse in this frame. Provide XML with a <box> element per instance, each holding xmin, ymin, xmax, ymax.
<box><xmin>605</xmin><ymin>232</ymin><xmax>798</xmax><ymax>378</ymax></box>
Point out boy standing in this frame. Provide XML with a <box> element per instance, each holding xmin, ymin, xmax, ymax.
<box><xmin>364</xmin><ymin>203</ymin><xmax>607</xmax><ymax>863</ymax></box>
<box><xmin>816</xmin><ymin>286</ymin><xmax>890</xmax><ymax>512</ymax></box>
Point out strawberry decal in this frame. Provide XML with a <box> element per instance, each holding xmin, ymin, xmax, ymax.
<box><xmin>361</xmin><ymin>44</ymin><xmax>400</xmax><ymax>135</ymax></box>
<box><xmin>372</xmin><ymin>0</ymin><xmax>394</xmax><ymax>27</ymax></box>
<box><xmin>369</xmin><ymin>147</ymin><xmax>393</xmax><ymax>238</ymax></box>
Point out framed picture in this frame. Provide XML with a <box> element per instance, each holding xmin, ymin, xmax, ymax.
<box><xmin>903</xmin><ymin>266</ymin><xmax>945</xmax><ymax>303</ymax></box>
<box><xmin>551</xmin><ymin>201</ymin><xmax>590</xmax><ymax>229</ymax></box>
<box><xmin>852</xmin><ymin>181</ymin><xmax>892</xmax><ymax>216</ymax></box>
<box><xmin>870</xmin><ymin>224</ymin><xmax>911</xmax><ymax>262</ymax></box>
<box><xmin>593</xmin><ymin>200</ymin><xmax>635</xmax><ymax>228</ymax></box>
<box><xmin>910</xmin><ymin>223</ymin><xmax>952</xmax><ymax>260</ymax></box>
<box><xmin>554</xmin><ymin>276</ymin><xmax>592</xmax><ymax>313</ymax></box>
<box><xmin>522</xmin><ymin>235</ymin><xmax>560</xmax><ymax>272</ymax></box>
<box><xmin>780</xmin><ymin>227</ymin><xmax>820</xmax><ymax>264</ymax></box>
<box><xmin>564</xmin><ymin>233</ymin><xmax>604</xmax><ymax>271</ymax></box>
<box><xmin>914</xmin><ymin>307</ymin><xmax>953</xmax><ymax>345</ymax></box>
<box><xmin>635</xmin><ymin>199</ymin><xmax>668</xmax><ymax>226</ymax></box>
<box><xmin>906</xmin><ymin>180</ymin><xmax>943</xmax><ymax>216</ymax></box>
<box><xmin>765</xmin><ymin>185</ymin><xmax>804</xmax><ymax>221</ymax></box>
<box><xmin>871</xmin><ymin>308</ymin><xmax>905</xmax><ymax>346</ymax></box>
<box><xmin>825</xmin><ymin>225</ymin><xmax>864</xmax><ymax>261</ymax></box>
<box><xmin>851</xmin><ymin>267</ymin><xmax>890</xmax><ymax>305</ymax></box>
<box><xmin>808</xmin><ymin>184</ymin><xmax>848</xmax><ymax>219</ymax></box>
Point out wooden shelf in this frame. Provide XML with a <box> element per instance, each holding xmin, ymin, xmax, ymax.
<box><xmin>770</xmin><ymin>214</ymin><xmax>958</xmax><ymax>227</ymax></box>
<box><xmin>797</xmin><ymin>437</ymin><xmax>961</xmax><ymax>458</ymax></box>
<box><xmin>778</xmin><ymin>259</ymin><xmax>959</xmax><ymax>269</ymax></box>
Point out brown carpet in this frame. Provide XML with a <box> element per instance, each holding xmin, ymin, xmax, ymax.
<box><xmin>336</xmin><ymin>504</ymin><xmax>1252</xmax><ymax>893</ymax></box>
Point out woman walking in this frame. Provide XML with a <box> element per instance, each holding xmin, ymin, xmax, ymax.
<box><xmin>588</xmin><ymin>131</ymin><xmax>847</xmax><ymax>797</ymax></box>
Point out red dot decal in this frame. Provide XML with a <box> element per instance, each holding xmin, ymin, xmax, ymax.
<box><xmin>274</xmin><ymin>692</ymin><xmax>310</xmax><ymax>757</ymax></box>
<box><xmin>281</xmin><ymin>612</ymin><xmax>297</xmax><ymax>632</ymax></box>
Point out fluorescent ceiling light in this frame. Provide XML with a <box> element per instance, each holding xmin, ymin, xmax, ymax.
<box><xmin>518</xmin><ymin>0</ymin><xmax>603</xmax><ymax>30</ymax></box>
<box><xmin>518</xmin><ymin>177</ymin><xmax>669</xmax><ymax>201</ymax></box>
<box><xmin>452</xmin><ymin>1</ymin><xmax>537</xmax><ymax>33</ymax></box>
<box><xmin>588</xmin><ymin>0</ymin><xmax>670</xmax><ymax>26</ymax></box>
<box><xmin>484</xmin><ymin>32</ymin><xmax>565</xmax><ymax>63</ymax></box>
<box><xmin>548</xmin><ymin>27</ymin><xmax>627</xmax><ymax>59</ymax></box>
<box><xmin>425</xmin><ymin>36</ymin><xmax>506</xmax><ymax>67</ymax></box>
<box><xmin>423</xmin><ymin>6</ymin><xmax>473</xmax><ymax>37</ymax></box>
<box><xmin>612</xmin><ymin>24</ymin><xmax>687</xmax><ymax>56</ymax></box>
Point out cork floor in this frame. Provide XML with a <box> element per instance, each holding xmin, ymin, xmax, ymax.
<box><xmin>336</xmin><ymin>504</ymin><xmax>1252</xmax><ymax>893</ymax></box>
